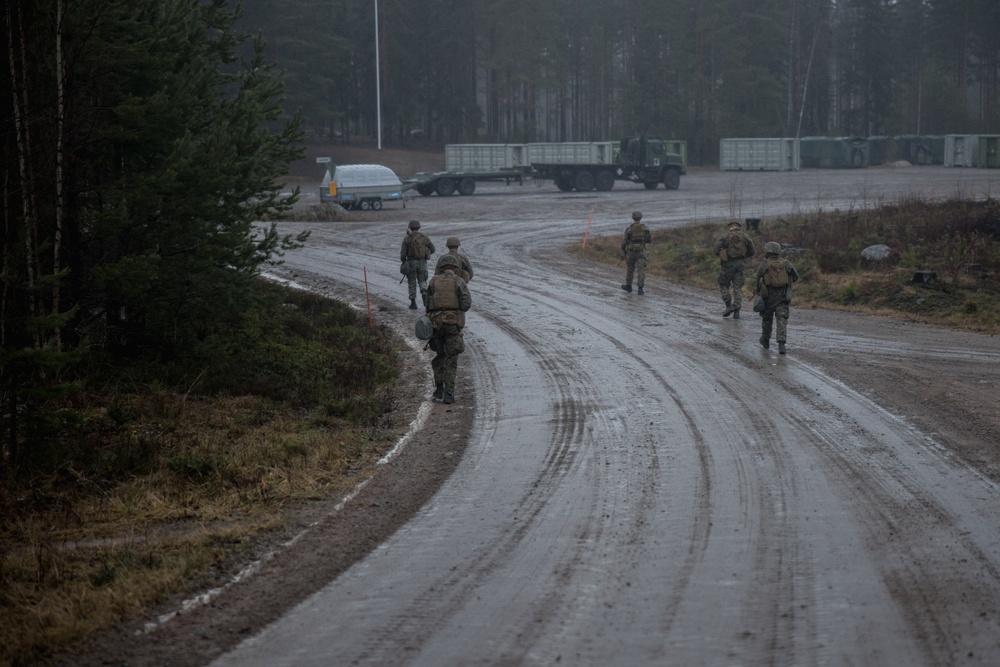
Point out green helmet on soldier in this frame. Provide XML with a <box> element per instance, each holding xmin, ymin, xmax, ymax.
<box><xmin>438</xmin><ymin>254</ymin><xmax>459</xmax><ymax>269</ymax></box>
<box><xmin>408</xmin><ymin>220</ymin><xmax>421</xmax><ymax>230</ymax></box>
<box><xmin>764</xmin><ymin>241</ymin><xmax>781</xmax><ymax>254</ymax></box>
<box><xmin>446</xmin><ymin>237</ymin><xmax>461</xmax><ymax>248</ymax></box>
<box><xmin>728</xmin><ymin>220</ymin><xmax>742</xmax><ymax>230</ymax></box>
<box><xmin>632</xmin><ymin>211</ymin><xmax>642</xmax><ymax>221</ymax></box>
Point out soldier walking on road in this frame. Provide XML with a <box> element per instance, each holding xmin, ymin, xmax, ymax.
<box><xmin>400</xmin><ymin>220</ymin><xmax>435</xmax><ymax>309</ymax></box>
<box><xmin>425</xmin><ymin>255</ymin><xmax>472</xmax><ymax>404</ymax></box>
<box><xmin>435</xmin><ymin>237</ymin><xmax>474</xmax><ymax>283</ymax></box>
<box><xmin>754</xmin><ymin>241</ymin><xmax>800</xmax><ymax>354</ymax></box>
<box><xmin>713</xmin><ymin>220</ymin><xmax>756</xmax><ymax>318</ymax></box>
<box><xmin>620</xmin><ymin>211</ymin><xmax>651</xmax><ymax>295</ymax></box>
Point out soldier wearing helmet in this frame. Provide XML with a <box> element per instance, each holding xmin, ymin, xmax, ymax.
<box><xmin>425</xmin><ymin>253</ymin><xmax>472</xmax><ymax>404</ymax></box>
<box><xmin>712</xmin><ymin>219</ymin><xmax>756</xmax><ymax>318</ymax></box>
<box><xmin>620</xmin><ymin>211</ymin><xmax>652</xmax><ymax>295</ymax></box>
<box><xmin>435</xmin><ymin>236</ymin><xmax>474</xmax><ymax>283</ymax></box>
<box><xmin>400</xmin><ymin>220</ymin><xmax>435</xmax><ymax>309</ymax></box>
<box><xmin>753</xmin><ymin>241</ymin><xmax>800</xmax><ymax>354</ymax></box>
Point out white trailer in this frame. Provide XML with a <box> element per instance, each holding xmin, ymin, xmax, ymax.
<box><xmin>319</xmin><ymin>161</ymin><xmax>404</xmax><ymax>210</ymax></box>
<box><xmin>720</xmin><ymin>138</ymin><xmax>800</xmax><ymax>171</ymax></box>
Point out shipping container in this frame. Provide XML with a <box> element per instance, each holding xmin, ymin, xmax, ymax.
<box><xmin>526</xmin><ymin>142</ymin><xmax>618</xmax><ymax>165</ymax></box>
<box><xmin>945</xmin><ymin>135</ymin><xmax>1000</xmax><ymax>167</ymax></box>
<box><xmin>799</xmin><ymin>136</ymin><xmax>869</xmax><ymax>168</ymax></box>
<box><xmin>445</xmin><ymin>144</ymin><xmax>529</xmax><ymax>172</ymax></box>
<box><xmin>720</xmin><ymin>138</ymin><xmax>800</xmax><ymax>171</ymax></box>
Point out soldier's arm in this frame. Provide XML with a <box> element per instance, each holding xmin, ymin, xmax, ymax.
<box><xmin>745</xmin><ymin>236</ymin><xmax>756</xmax><ymax>257</ymax></box>
<box><xmin>400</xmin><ymin>238</ymin><xmax>409</xmax><ymax>261</ymax></box>
<box><xmin>458</xmin><ymin>283</ymin><xmax>472</xmax><ymax>312</ymax></box>
<box><xmin>427</xmin><ymin>238</ymin><xmax>436</xmax><ymax>255</ymax></box>
<box><xmin>787</xmin><ymin>262</ymin><xmax>800</xmax><ymax>282</ymax></box>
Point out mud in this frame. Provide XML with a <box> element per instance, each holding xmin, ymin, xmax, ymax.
<box><xmin>64</xmin><ymin>165</ymin><xmax>1000</xmax><ymax>666</ymax></box>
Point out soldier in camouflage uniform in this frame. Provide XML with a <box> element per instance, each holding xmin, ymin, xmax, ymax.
<box><xmin>425</xmin><ymin>254</ymin><xmax>472</xmax><ymax>404</ymax></box>
<box><xmin>400</xmin><ymin>220</ymin><xmax>435</xmax><ymax>309</ymax></box>
<box><xmin>713</xmin><ymin>220</ymin><xmax>756</xmax><ymax>318</ymax></box>
<box><xmin>620</xmin><ymin>211</ymin><xmax>651</xmax><ymax>295</ymax></box>
<box><xmin>435</xmin><ymin>237</ymin><xmax>474</xmax><ymax>282</ymax></box>
<box><xmin>754</xmin><ymin>241</ymin><xmax>800</xmax><ymax>354</ymax></box>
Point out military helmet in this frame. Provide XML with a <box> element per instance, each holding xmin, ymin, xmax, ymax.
<box><xmin>446</xmin><ymin>236</ymin><xmax>461</xmax><ymax>248</ymax></box>
<box><xmin>764</xmin><ymin>241</ymin><xmax>781</xmax><ymax>254</ymax></box>
<box><xmin>632</xmin><ymin>211</ymin><xmax>642</xmax><ymax>220</ymax></box>
<box><xmin>408</xmin><ymin>220</ymin><xmax>421</xmax><ymax>230</ymax></box>
<box><xmin>438</xmin><ymin>254</ymin><xmax>459</xmax><ymax>269</ymax></box>
<box><xmin>728</xmin><ymin>220</ymin><xmax>742</xmax><ymax>230</ymax></box>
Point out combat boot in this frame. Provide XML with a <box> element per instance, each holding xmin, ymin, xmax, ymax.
<box><xmin>637</xmin><ymin>286</ymin><xmax>644</xmax><ymax>295</ymax></box>
<box><xmin>621</xmin><ymin>284</ymin><xmax>632</xmax><ymax>293</ymax></box>
<box><xmin>443</xmin><ymin>391</ymin><xmax>455</xmax><ymax>404</ymax></box>
<box><xmin>759</xmin><ymin>335</ymin><xmax>769</xmax><ymax>349</ymax></box>
<box><xmin>778</xmin><ymin>342</ymin><xmax>787</xmax><ymax>354</ymax></box>
<box><xmin>723</xmin><ymin>302</ymin><xmax>736</xmax><ymax>317</ymax></box>
<box><xmin>409</xmin><ymin>298</ymin><xmax>417</xmax><ymax>310</ymax></box>
<box><xmin>732</xmin><ymin>309</ymin><xmax>740</xmax><ymax>319</ymax></box>
<box><xmin>433</xmin><ymin>383</ymin><xmax>444</xmax><ymax>400</ymax></box>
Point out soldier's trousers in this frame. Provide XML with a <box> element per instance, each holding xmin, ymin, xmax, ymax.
<box><xmin>718</xmin><ymin>259</ymin><xmax>746</xmax><ymax>308</ymax></box>
<box><xmin>625</xmin><ymin>250</ymin><xmax>647</xmax><ymax>288</ymax></box>
<box><xmin>760</xmin><ymin>296</ymin><xmax>790</xmax><ymax>343</ymax></box>
<box><xmin>430</xmin><ymin>324</ymin><xmax>465</xmax><ymax>393</ymax></box>
<box><xmin>406</xmin><ymin>259</ymin><xmax>429</xmax><ymax>301</ymax></box>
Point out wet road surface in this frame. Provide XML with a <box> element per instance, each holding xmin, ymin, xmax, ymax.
<box><xmin>213</xmin><ymin>167</ymin><xmax>1000</xmax><ymax>666</ymax></box>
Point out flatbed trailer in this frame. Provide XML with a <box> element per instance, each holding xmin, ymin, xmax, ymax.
<box><xmin>402</xmin><ymin>168</ymin><xmax>530</xmax><ymax>196</ymax></box>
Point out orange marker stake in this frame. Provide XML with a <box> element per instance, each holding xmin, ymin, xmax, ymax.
<box><xmin>582</xmin><ymin>207</ymin><xmax>595</xmax><ymax>248</ymax></box>
<box><xmin>363</xmin><ymin>267</ymin><xmax>373</xmax><ymax>331</ymax></box>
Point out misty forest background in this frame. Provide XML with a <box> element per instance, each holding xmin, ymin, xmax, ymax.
<box><xmin>243</xmin><ymin>0</ymin><xmax>1000</xmax><ymax>164</ymax></box>
<box><xmin>3</xmin><ymin>0</ymin><xmax>1000</xmax><ymax>477</ymax></box>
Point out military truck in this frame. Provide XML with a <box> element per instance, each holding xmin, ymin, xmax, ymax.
<box><xmin>530</xmin><ymin>135</ymin><xmax>686</xmax><ymax>191</ymax></box>
<box><xmin>405</xmin><ymin>135</ymin><xmax>686</xmax><ymax>195</ymax></box>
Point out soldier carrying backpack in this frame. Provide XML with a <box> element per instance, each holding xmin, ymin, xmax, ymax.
<box><xmin>753</xmin><ymin>241</ymin><xmax>800</xmax><ymax>354</ymax></box>
<box><xmin>712</xmin><ymin>220</ymin><xmax>756</xmax><ymax>318</ymax></box>
<box><xmin>400</xmin><ymin>220</ymin><xmax>435</xmax><ymax>309</ymax></box>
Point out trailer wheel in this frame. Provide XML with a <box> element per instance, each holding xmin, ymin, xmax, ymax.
<box><xmin>643</xmin><ymin>181</ymin><xmax>659</xmax><ymax>190</ymax></box>
<box><xmin>436</xmin><ymin>178</ymin><xmax>456</xmax><ymax>196</ymax></box>
<box><xmin>458</xmin><ymin>178</ymin><xmax>476</xmax><ymax>195</ymax></box>
<box><xmin>371</xmin><ymin>199</ymin><xmax>383</xmax><ymax>210</ymax></box>
<box><xmin>574</xmin><ymin>170</ymin><xmax>595</xmax><ymax>192</ymax></box>
<box><xmin>416</xmin><ymin>184</ymin><xmax>434</xmax><ymax>196</ymax></box>
<box><xmin>555</xmin><ymin>175</ymin><xmax>574</xmax><ymax>192</ymax></box>
<box><xmin>662</xmin><ymin>169</ymin><xmax>680</xmax><ymax>190</ymax></box>
<box><xmin>359</xmin><ymin>199</ymin><xmax>371</xmax><ymax>210</ymax></box>
<box><xmin>595</xmin><ymin>170</ymin><xmax>615</xmax><ymax>191</ymax></box>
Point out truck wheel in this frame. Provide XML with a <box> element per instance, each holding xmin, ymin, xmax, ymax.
<box><xmin>663</xmin><ymin>169</ymin><xmax>680</xmax><ymax>190</ymax></box>
<box><xmin>574</xmin><ymin>170</ymin><xmax>595</xmax><ymax>192</ymax></box>
<box><xmin>555</xmin><ymin>175</ymin><xmax>574</xmax><ymax>192</ymax></box>
<box><xmin>436</xmin><ymin>178</ymin><xmax>456</xmax><ymax>196</ymax></box>
<box><xmin>416</xmin><ymin>184</ymin><xmax>434</xmax><ymax>196</ymax></box>
<box><xmin>359</xmin><ymin>199</ymin><xmax>371</xmax><ymax>210</ymax></box>
<box><xmin>595</xmin><ymin>170</ymin><xmax>615</xmax><ymax>191</ymax></box>
<box><xmin>371</xmin><ymin>199</ymin><xmax>383</xmax><ymax>210</ymax></box>
<box><xmin>643</xmin><ymin>181</ymin><xmax>659</xmax><ymax>190</ymax></box>
<box><xmin>458</xmin><ymin>178</ymin><xmax>476</xmax><ymax>195</ymax></box>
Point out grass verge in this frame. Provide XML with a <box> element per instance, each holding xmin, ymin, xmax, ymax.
<box><xmin>573</xmin><ymin>196</ymin><xmax>1000</xmax><ymax>333</ymax></box>
<box><xmin>0</xmin><ymin>283</ymin><xmax>402</xmax><ymax>666</ymax></box>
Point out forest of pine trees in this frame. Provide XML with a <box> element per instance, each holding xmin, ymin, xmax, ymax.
<box><xmin>238</xmin><ymin>0</ymin><xmax>1000</xmax><ymax>165</ymax></box>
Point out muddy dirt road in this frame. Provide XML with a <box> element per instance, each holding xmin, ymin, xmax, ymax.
<box><xmin>137</xmin><ymin>167</ymin><xmax>1000</xmax><ymax>666</ymax></box>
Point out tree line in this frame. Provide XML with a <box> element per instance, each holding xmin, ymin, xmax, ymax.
<box><xmin>1</xmin><ymin>0</ymin><xmax>304</xmax><ymax>476</ymax></box>
<box><xmin>238</xmin><ymin>0</ymin><xmax>1000</xmax><ymax>165</ymax></box>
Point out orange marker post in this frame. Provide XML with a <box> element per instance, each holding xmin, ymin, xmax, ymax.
<box><xmin>582</xmin><ymin>207</ymin><xmax>595</xmax><ymax>249</ymax></box>
<box><xmin>363</xmin><ymin>267</ymin><xmax>373</xmax><ymax>331</ymax></box>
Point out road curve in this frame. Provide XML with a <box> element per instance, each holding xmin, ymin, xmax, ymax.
<box><xmin>214</xmin><ymin>167</ymin><xmax>1000</xmax><ymax>666</ymax></box>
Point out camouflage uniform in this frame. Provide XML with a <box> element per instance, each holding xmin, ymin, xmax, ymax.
<box><xmin>754</xmin><ymin>242</ymin><xmax>800</xmax><ymax>354</ymax></box>
<box><xmin>713</xmin><ymin>220</ymin><xmax>756</xmax><ymax>317</ymax></box>
<box><xmin>426</xmin><ymin>256</ymin><xmax>472</xmax><ymax>404</ymax></box>
<box><xmin>400</xmin><ymin>220</ymin><xmax>435</xmax><ymax>308</ymax></box>
<box><xmin>620</xmin><ymin>211</ymin><xmax>651</xmax><ymax>294</ymax></box>
<box><xmin>435</xmin><ymin>237</ymin><xmax>474</xmax><ymax>282</ymax></box>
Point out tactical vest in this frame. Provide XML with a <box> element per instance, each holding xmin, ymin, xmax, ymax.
<box><xmin>726</xmin><ymin>230</ymin><xmax>747</xmax><ymax>258</ymax></box>
<box><xmin>628</xmin><ymin>222</ymin><xmax>647</xmax><ymax>247</ymax></box>
<box><xmin>763</xmin><ymin>257</ymin><xmax>790</xmax><ymax>287</ymax></box>
<box><xmin>409</xmin><ymin>233</ymin><xmax>430</xmax><ymax>260</ymax></box>
<box><xmin>428</xmin><ymin>273</ymin><xmax>465</xmax><ymax>328</ymax></box>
